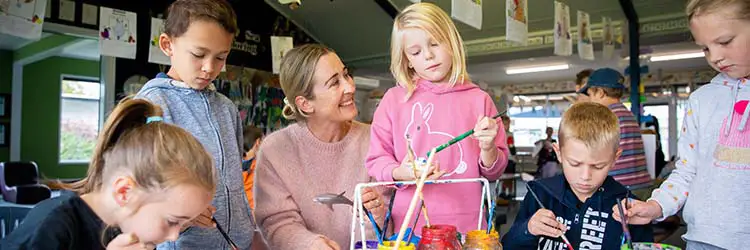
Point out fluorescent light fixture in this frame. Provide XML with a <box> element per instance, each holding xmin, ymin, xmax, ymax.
<box><xmin>353</xmin><ymin>76</ymin><xmax>380</xmax><ymax>89</ymax></box>
<box><xmin>506</xmin><ymin>64</ymin><xmax>569</xmax><ymax>75</ymax></box>
<box><xmin>650</xmin><ymin>51</ymin><xmax>704</xmax><ymax>62</ymax></box>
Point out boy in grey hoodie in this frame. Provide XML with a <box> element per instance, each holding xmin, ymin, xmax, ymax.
<box><xmin>135</xmin><ymin>0</ymin><xmax>254</xmax><ymax>249</ymax></box>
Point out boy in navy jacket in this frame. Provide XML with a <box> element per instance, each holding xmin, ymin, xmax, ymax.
<box><xmin>502</xmin><ymin>102</ymin><xmax>653</xmax><ymax>249</ymax></box>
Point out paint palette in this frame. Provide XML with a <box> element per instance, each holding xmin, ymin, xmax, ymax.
<box><xmin>621</xmin><ymin>242</ymin><xmax>682</xmax><ymax>250</ymax></box>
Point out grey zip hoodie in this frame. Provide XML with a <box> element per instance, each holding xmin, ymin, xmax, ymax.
<box><xmin>136</xmin><ymin>73</ymin><xmax>254</xmax><ymax>250</ymax></box>
<box><xmin>649</xmin><ymin>73</ymin><xmax>750</xmax><ymax>249</ymax></box>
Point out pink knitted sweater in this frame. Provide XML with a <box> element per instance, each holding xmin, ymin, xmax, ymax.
<box><xmin>253</xmin><ymin>121</ymin><xmax>376</xmax><ymax>249</ymax></box>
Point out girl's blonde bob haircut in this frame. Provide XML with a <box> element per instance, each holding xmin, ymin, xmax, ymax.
<box><xmin>390</xmin><ymin>2</ymin><xmax>470</xmax><ymax>100</ymax></box>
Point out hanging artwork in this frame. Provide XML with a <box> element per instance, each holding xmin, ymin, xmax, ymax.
<box><xmin>0</xmin><ymin>0</ymin><xmax>47</xmax><ymax>40</ymax></box>
<box><xmin>577</xmin><ymin>10</ymin><xmax>594</xmax><ymax>60</ymax></box>
<box><xmin>99</xmin><ymin>7</ymin><xmax>137</xmax><ymax>59</ymax></box>
<box><xmin>58</xmin><ymin>0</ymin><xmax>74</xmax><ymax>22</ymax></box>
<box><xmin>553</xmin><ymin>1</ymin><xmax>572</xmax><ymax>56</ymax></box>
<box><xmin>451</xmin><ymin>0</ymin><xmax>482</xmax><ymax>30</ymax></box>
<box><xmin>148</xmin><ymin>18</ymin><xmax>170</xmax><ymax>65</ymax></box>
<box><xmin>270</xmin><ymin>36</ymin><xmax>293</xmax><ymax>74</ymax></box>
<box><xmin>602</xmin><ymin>16</ymin><xmax>615</xmax><ymax>60</ymax></box>
<box><xmin>505</xmin><ymin>0</ymin><xmax>528</xmax><ymax>45</ymax></box>
<box><xmin>82</xmin><ymin>3</ymin><xmax>97</xmax><ymax>25</ymax></box>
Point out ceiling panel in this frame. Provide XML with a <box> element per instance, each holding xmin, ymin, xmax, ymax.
<box><xmin>265</xmin><ymin>0</ymin><xmax>395</xmax><ymax>61</ymax></box>
<box><xmin>265</xmin><ymin>0</ymin><xmax>692</xmax><ymax>89</ymax></box>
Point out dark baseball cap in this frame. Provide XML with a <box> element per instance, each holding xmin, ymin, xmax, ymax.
<box><xmin>578</xmin><ymin>68</ymin><xmax>625</xmax><ymax>95</ymax></box>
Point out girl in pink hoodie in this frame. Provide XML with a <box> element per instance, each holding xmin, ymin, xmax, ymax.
<box><xmin>365</xmin><ymin>2</ymin><xmax>509</xmax><ymax>236</ymax></box>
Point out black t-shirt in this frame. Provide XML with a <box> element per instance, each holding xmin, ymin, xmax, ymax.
<box><xmin>1</xmin><ymin>191</ymin><xmax>119</xmax><ymax>250</ymax></box>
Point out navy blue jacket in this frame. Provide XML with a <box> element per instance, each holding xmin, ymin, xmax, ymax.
<box><xmin>502</xmin><ymin>175</ymin><xmax>653</xmax><ymax>250</ymax></box>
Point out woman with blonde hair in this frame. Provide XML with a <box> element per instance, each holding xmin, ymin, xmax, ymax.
<box><xmin>253</xmin><ymin>44</ymin><xmax>386</xmax><ymax>250</ymax></box>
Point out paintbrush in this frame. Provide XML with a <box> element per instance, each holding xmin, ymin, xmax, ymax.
<box><xmin>393</xmin><ymin>148</ymin><xmax>437</xmax><ymax>250</ymax></box>
<box><xmin>486</xmin><ymin>201</ymin><xmax>496</xmax><ymax>234</ymax></box>
<box><xmin>525</xmin><ymin>183</ymin><xmax>574</xmax><ymax>250</ymax></box>
<box><xmin>211</xmin><ymin>217</ymin><xmax>239</xmax><ymax>250</ymax></box>
<box><xmin>616</xmin><ymin>198</ymin><xmax>633</xmax><ymax>249</ymax></box>
<box><xmin>380</xmin><ymin>189</ymin><xmax>397</xmax><ymax>243</ymax></box>
<box><xmin>363</xmin><ymin>205</ymin><xmax>383</xmax><ymax>241</ymax></box>
<box><xmin>406</xmin><ymin>139</ymin><xmax>432</xmax><ymax>227</ymax></box>
<box><xmin>405</xmin><ymin>200</ymin><xmax>424</xmax><ymax>246</ymax></box>
<box><xmin>427</xmin><ymin>111</ymin><xmax>507</xmax><ymax>157</ymax></box>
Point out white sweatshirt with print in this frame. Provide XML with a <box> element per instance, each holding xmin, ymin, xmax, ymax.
<box><xmin>649</xmin><ymin>73</ymin><xmax>750</xmax><ymax>249</ymax></box>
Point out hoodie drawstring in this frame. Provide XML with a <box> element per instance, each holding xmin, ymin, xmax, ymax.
<box><xmin>739</xmin><ymin>88</ymin><xmax>750</xmax><ymax>132</ymax></box>
<box><xmin>725</xmin><ymin>80</ymin><xmax>741</xmax><ymax>136</ymax></box>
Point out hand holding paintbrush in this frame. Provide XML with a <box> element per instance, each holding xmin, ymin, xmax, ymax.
<box><xmin>526</xmin><ymin>183</ymin><xmax>575</xmax><ymax>250</ymax></box>
<box><xmin>616</xmin><ymin>198</ymin><xmax>633</xmax><ymax>249</ymax></box>
<box><xmin>392</xmin><ymin>139</ymin><xmax>445</xmax><ymax>181</ymax></box>
<box><xmin>612</xmin><ymin>198</ymin><xmax>664</xmax><ymax>225</ymax></box>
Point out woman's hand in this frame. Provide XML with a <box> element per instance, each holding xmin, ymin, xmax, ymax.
<box><xmin>361</xmin><ymin>187</ymin><xmax>386</xmax><ymax>220</ymax></box>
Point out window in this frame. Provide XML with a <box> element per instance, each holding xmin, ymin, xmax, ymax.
<box><xmin>508</xmin><ymin>93</ymin><xmax>571</xmax><ymax>147</ymax></box>
<box><xmin>60</xmin><ymin>77</ymin><xmax>101</xmax><ymax>163</ymax></box>
<box><xmin>642</xmin><ymin>105</ymin><xmax>669</xmax><ymax>161</ymax></box>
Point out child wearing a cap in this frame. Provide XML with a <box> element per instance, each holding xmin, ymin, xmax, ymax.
<box><xmin>578</xmin><ymin>68</ymin><xmax>653</xmax><ymax>200</ymax></box>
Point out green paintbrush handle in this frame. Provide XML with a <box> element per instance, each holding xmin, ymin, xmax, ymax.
<box><xmin>426</xmin><ymin>112</ymin><xmax>506</xmax><ymax>157</ymax></box>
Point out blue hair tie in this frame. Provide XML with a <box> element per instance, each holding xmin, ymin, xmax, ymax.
<box><xmin>146</xmin><ymin>116</ymin><xmax>164</xmax><ymax>124</ymax></box>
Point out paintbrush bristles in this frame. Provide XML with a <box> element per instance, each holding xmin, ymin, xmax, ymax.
<box><xmin>393</xmin><ymin>148</ymin><xmax>437</xmax><ymax>250</ymax></box>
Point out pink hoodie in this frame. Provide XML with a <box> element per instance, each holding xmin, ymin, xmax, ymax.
<box><xmin>366</xmin><ymin>79</ymin><xmax>509</xmax><ymax>235</ymax></box>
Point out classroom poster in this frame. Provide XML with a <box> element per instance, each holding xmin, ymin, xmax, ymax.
<box><xmin>602</xmin><ymin>16</ymin><xmax>615</xmax><ymax>60</ymax></box>
<box><xmin>553</xmin><ymin>1</ymin><xmax>572</xmax><ymax>56</ymax></box>
<box><xmin>99</xmin><ymin>7</ymin><xmax>137</xmax><ymax>59</ymax></box>
<box><xmin>0</xmin><ymin>0</ymin><xmax>47</xmax><ymax>40</ymax></box>
<box><xmin>270</xmin><ymin>36</ymin><xmax>293</xmax><ymax>74</ymax></box>
<box><xmin>451</xmin><ymin>0</ymin><xmax>482</xmax><ymax>30</ymax></box>
<box><xmin>148</xmin><ymin>18</ymin><xmax>170</xmax><ymax>65</ymax></box>
<box><xmin>577</xmin><ymin>10</ymin><xmax>594</xmax><ymax>60</ymax></box>
<box><xmin>505</xmin><ymin>0</ymin><xmax>528</xmax><ymax>45</ymax></box>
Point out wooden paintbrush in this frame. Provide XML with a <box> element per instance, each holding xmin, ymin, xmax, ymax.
<box><xmin>393</xmin><ymin>148</ymin><xmax>437</xmax><ymax>250</ymax></box>
<box><xmin>406</xmin><ymin>139</ymin><xmax>432</xmax><ymax>227</ymax></box>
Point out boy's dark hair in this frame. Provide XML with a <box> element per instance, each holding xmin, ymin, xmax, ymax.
<box><xmin>164</xmin><ymin>0</ymin><xmax>239</xmax><ymax>37</ymax></box>
<box><xmin>576</xmin><ymin>69</ymin><xmax>594</xmax><ymax>87</ymax></box>
<box><xmin>590</xmin><ymin>86</ymin><xmax>625</xmax><ymax>99</ymax></box>
<box><xmin>243</xmin><ymin>126</ymin><xmax>263</xmax><ymax>152</ymax></box>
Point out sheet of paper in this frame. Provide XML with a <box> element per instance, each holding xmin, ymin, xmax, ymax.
<box><xmin>148</xmin><ymin>18</ymin><xmax>170</xmax><ymax>65</ymax></box>
<box><xmin>553</xmin><ymin>1</ymin><xmax>572</xmax><ymax>56</ymax></box>
<box><xmin>577</xmin><ymin>10</ymin><xmax>594</xmax><ymax>60</ymax></box>
<box><xmin>99</xmin><ymin>7</ymin><xmax>137</xmax><ymax>59</ymax></box>
<box><xmin>0</xmin><ymin>0</ymin><xmax>47</xmax><ymax>40</ymax></box>
<box><xmin>451</xmin><ymin>0</ymin><xmax>482</xmax><ymax>30</ymax></box>
<box><xmin>82</xmin><ymin>3</ymin><xmax>98</xmax><ymax>25</ymax></box>
<box><xmin>505</xmin><ymin>0</ymin><xmax>528</xmax><ymax>45</ymax></box>
<box><xmin>58</xmin><ymin>0</ymin><xmax>75</xmax><ymax>22</ymax></box>
<box><xmin>270</xmin><ymin>36</ymin><xmax>294</xmax><ymax>74</ymax></box>
<box><xmin>602</xmin><ymin>16</ymin><xmax>615</xmax><ymax>60</ymax></box>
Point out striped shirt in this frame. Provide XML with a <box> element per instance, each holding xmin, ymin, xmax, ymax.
<box><xmin>608</xmin><ymin>103</ymin><xmax>652</xmax><ymax>190</ymax></box>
